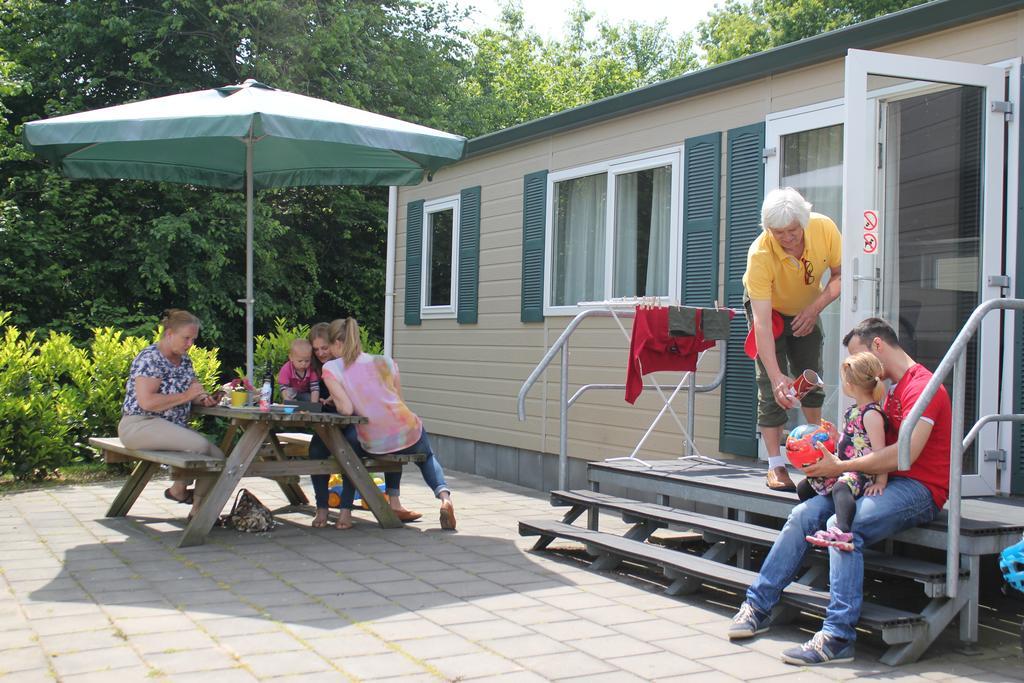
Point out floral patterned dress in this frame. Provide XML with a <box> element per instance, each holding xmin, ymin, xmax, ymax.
<box><xmin>806</xmin><ymin>402</ymin><xmax>885</xmax><ymax>497</ymax></box>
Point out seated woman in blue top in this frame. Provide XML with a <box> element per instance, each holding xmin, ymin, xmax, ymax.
<box><xmin>117</xmin><ymin>309</ymin><xmax>222</xmax><ymax>519</ymax></box>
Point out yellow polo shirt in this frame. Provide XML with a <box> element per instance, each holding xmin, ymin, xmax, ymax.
<box><xmin>742</xmin><ymin>213</ymin><xmax>841</xmax><ymax>316</ymax></box>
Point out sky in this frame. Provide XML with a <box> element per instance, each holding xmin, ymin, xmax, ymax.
<box><xmin>455</xmin><ymin>0</ymin><xmax>723</xmax><ymax>40</ymax></box>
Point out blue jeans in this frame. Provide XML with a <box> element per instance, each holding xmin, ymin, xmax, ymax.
<box><xmin>337</xmin><ymin>428</ymin><xmax>450</xmax><ymax>509</ymax></box>
<box><xmin>308</xmin><ymin>426</ymin><xmax>401</xmax><ymax>509</ymax></box>
<box><xmin>746</xmin><ymin>476</ymin><xmax>938</xmax><ymax>642</ymax></box>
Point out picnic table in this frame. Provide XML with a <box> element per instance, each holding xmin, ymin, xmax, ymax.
<box><xmin>96</xmin><ymin>406</ymin><xmax>406</xmax><ymax>547</ymax></box>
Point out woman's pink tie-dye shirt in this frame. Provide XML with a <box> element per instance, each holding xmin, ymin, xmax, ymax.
<box><xmin>322</xmin><ymin>353</ymin><xmax>422</xmax><ymax>454</ymax></box>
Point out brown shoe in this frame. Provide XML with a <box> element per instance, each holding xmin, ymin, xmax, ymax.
<box><xmin>395</xmin><ymin>509</ymin><xmax>422</xmax><ymax>522</ymax></box>
<box><xmin>439</xmin><ymin>500</ymin><xmax>456</xmax><ymax>530</ymax></box>
<box><xmin>766</xmin><ymin>466</ymin><xmax>797</xmax><ymax>492</ymax></box>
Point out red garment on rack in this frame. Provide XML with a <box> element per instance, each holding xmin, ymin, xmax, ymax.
<box><xmin>625</xmin><ymin>306</ymin><xmax>716</xmax><ymax>404</ymax></box>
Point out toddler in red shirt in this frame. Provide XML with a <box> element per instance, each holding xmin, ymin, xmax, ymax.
<box><xmin>278</xmin><ymin>338</ymin><xmax>320</xmax><ymax>402</ymax></box>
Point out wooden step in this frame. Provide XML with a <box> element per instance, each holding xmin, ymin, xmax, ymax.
<box><xmin>520</xmin><ymin>519</ymin><xmax>925</xmax><ymax>642</ymax></box>
<box><xmin>551</xmin><ymin>489</ymin><xmax>965</xmax><ymax>591</ymax></box>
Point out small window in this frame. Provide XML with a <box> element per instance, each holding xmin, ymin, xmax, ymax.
<box><xmin>421</xmin><ymin>196</ymin><xmax>460</xmax><ymax>317</ymax></box>
<box><xmin>612</xmin><ymin>164</ymin><xmax>672</xmax><ymax>298</ymax></box>
<box><xmin>552</xmin><ymin>172</ymin><xmax>607</xmax><ymax>306</ymax></box>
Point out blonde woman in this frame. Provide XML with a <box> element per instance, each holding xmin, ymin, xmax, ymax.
<box><xmin>118</xmin><ymin>309</ymin><xmax>222</xmax><ymax>519</ymax></box>
<box><xmin>321</xmin><ymin>317</ymin><xmax>455</xmax><ymax>531</ymax></box>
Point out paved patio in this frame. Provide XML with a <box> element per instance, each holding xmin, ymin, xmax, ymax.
<box><xmin>1</xmin><ymin>468</ymin><xmax>1021</xmax><ymax>682</ymax></box>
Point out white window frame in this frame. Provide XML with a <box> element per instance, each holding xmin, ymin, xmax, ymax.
<box><xmin>420</xmin><ymin>194</ymin><xmax>460</xmax><ymax>319</ymax></box>
<box><xmin>764</xmin><ymin>98</ymin><xmax>844</xmax><ymax>192</ymax></box>
<box><xmin>543</xmin><ymin>146</ymin><xmax>682</xmax><ymax>316</ymax></box>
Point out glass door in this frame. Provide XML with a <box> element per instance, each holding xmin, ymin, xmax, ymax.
<box><xmin>766</xmin><ymin>103</ymin><xmax>844</xmax><ymax>426</ymax></box>
<box><xmin>842</xmin><ymin>50</ymin><xmax>1007</xmax><ymax>496</ymax></box>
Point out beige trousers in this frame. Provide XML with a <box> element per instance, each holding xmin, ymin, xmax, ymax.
<box><xmin>118</xmin><ymin>415</ymin><xmax>223</xmax><ymax>496</ymax></box>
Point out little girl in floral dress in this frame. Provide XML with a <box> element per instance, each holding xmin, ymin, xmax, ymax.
<box><xmin>798</xmin><ymin>352</ymin><xmax>889</xmax><ymax>551</ymax></box>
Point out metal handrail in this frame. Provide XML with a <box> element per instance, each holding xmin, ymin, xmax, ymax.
<box><xmin>896</xmin><ymin>297</ymin><xmax>1024</xmax><ymax>599</ymax></box>
<box><xmin>516</xmin><ymin>307</ymin><xmax>728</xmax><ymax>488</ymax></box>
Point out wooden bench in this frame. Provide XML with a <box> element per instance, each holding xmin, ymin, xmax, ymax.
<box><xmin>89</xmin><ymin>437</ymin><xmax>224</xmax><ymax>517</ymax></box>
<box><xmin>271</xmin><ymin>432</ymin><xmax>427</xmax><ymax>475</ymax></box>
<box><xmin>89</xmin><ymin>434</ymin><xmax>428</xmax><ymax>517</ymax></box>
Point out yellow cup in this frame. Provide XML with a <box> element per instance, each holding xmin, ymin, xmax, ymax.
<box><xmin>230</xmin><ymin>390</ymin><xmax>248</xmax><ymax>407</ymax></box>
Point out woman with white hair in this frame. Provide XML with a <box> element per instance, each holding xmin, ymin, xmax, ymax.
<box><xmin>743</xmin><ymin>188</ymin><xmax>841</xmax><ymax>491</ymax></box>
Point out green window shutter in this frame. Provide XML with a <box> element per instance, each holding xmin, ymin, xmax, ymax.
<box><xmin>458</xmin><ymin>186</ymin><xmax>481</xmax><ymax>324</ymax></box>
<box><xmin>719</xmin><ymin>122</ymin><xmax>765</xmax><ymax>458</ymax></box>
<box><xmin>521</xmin><ymin>170</ymin><xmax>548</xmax><ymax>323</ymax></box>
<box><xmin>404</xmin><ymin>199</ymin><xmax>424</xmax><ymax>326</ymax></box>
<box><xmin>681</xmin><ymin>132</ymin><xmax>722</xmax><ymax>306</ymax></box>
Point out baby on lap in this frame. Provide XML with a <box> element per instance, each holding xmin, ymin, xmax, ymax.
<box><xmin>278</xmin><ymin>338</ymin><xmax>320</xmax><ymax>402</ymax></box>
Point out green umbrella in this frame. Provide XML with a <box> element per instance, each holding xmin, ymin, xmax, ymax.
<box><xmin>23</xmin><ymin>79</ymin><xmax>466</xmax><ymax>379</ymax></box>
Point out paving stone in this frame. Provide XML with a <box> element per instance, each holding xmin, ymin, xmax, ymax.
<box><xmin>426</xmin><ymin>651</ymin><xmax>523</xmax><ymax>679</ymax></box>
<box><xmin>128</xmin><ymin>630</ymin><xmax>221</xmax><ymax>654</ymax></box>
<box><xmin>28</xmin><ymin>613</ymin><xmax>113</xmax><ymax>636</ymax></box>
<box><xmin>652</xmin><ymin>671</ymin><xmax>745</xmax><ymax>682</ymax></box>
<box><xmin>0</xmin><ymin>645</ymin><xmax>49</xmax><ymax>674</ymax></box>
<box><xmin>608</xmin><ymin>651</ymin><xmax>709</xmax><ymax>679</ymax></box>
<box><xmin>146</xmin><ymin>646</ymin><xmax>243</xmax><ymax>674</ymax></box>
<box><xmin>419</xmin><ymin>603</ymin><xmax>495</xmax><ymax>626</ymax></box>
<box><xmin>518</xmin><ymin>650</ymin><xmax>616</xmax><ymax>679</ymax></box>
<box><xmin>493</xmin><ymin>605</ymin><xmax>579</xmax><ymax>626</ymax></box>
<box><xmin>396</xmin><ymin>633</ymin><xmax>483</xmax><ymax>659</ymax></box>
<box><xmin>0</xmin><ymin>629</ymin><xmax>37</xmax><ymax>650</ymax></box>
<box><xmin>60</xmin><ymin>666</ymin><xmax>157</xmax><ymax>682</ymax></box>
<box><xmin>700</xmin><ymin>650</ymin><xmax>798</xmax><ymax>679</ymax></box>
<box><xmin>159</xmin><ymin>667</ymin><xmax>259</xmax><ymax>682</ymax></box>
<box><xmin>199</xmin><ymin>615</ymin><xmax>282</xmax><ymax>637</ymax></box>
<box><xmin>307</xmin><ymin>633</ymin><xmax>392</xmax><ymax>658</ymax></box>
<box><xmin>559</xmin><ymin>672</ymin><xmax>649</xmax><ymax>683</ymax></box>
<box><xmin>571</xmin><ymin>604</ymin><xmax>652</xmax><ymax>626</ymax></box>
<box><xmin>50</xmin><ymin>645</ymin><xmax>145</xmax><ymax>677</ymax></box>
<box><xmin>613</xmin><ymin>619</ymin><xmax>699</xmax><ymax>641</ymax></box>
<box><xmin>367</xmin><ymin>616</ymin><xmax>450</xmax><ymax>641</ymax></box>
<box><xmin>112</xmin><ymin>612</ymin><xmax>197</xmax><ymax>636</ymax></box>
<box><xmin>217</xmin><ymin>631</ymin><xmax>308</xmax><ymax>656</ymax></box>
<box><xmin>333</xmin><ymin>651</ymin><xmax>430</xmax><ymax>679</ymax></box>
<box><xmin>538</xmin><ymin>591</ymin><xmax>618</xmax><ymax>611</ymax></box>
<box><xmin>568</xmin><ymin>632</ymin><xmax>662</xmax><ymax>658</ymax></box>
<box><xmin>448</xmin><ymin>619</ymin><xmax>534</xmax><ymax>641</ymax></box>
<box><xmin>655</xmin><ymin>633</ymin><xmax>750</xmax><ymax>659</ymax></box>
<box><xmin>481</xmin><ymin>633</ymin><xmax>573</xmax><ymax>658</ymax></box>
<box><xmin>240</xmin><ymin>650</ymin><xmax>335</xmax><ymax>678</ymax></box>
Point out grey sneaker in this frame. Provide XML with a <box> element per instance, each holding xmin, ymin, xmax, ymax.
<box><xmin>728</xmin><ymin>601</ymin><xmax>769</xmax><ymax>639</ymax></box>
<box><xmin>781</xmin><ymin>630</ymin><xmax>855</xmax><ymax>665</ymax></box>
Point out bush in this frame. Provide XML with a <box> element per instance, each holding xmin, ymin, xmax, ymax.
<box><xmin>0</xmin><ymin>314</ymin><xmax>76</xmax><ymax>480</ymax></box>
<box><xmin>0</xmin><ymin>313</ymin><xmax>381</xmax><ymax>481</ymax></box>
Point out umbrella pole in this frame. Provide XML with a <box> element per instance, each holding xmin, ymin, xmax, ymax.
<box><xmin>245</xmin><ymin>133</ymin><xmax>255</xmax><ymax>383</ymax></box>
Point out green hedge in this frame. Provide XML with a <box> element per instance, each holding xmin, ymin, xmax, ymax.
<box><xmin>0</xmin><ymin>313</ymin><xmax>359</xmax><ymax>481</ymax></box>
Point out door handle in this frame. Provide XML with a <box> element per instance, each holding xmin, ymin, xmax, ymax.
<box><xmin>852</xmin><ymin>274</ymin><xmax>879</xmax><ymax>282</ymax></box>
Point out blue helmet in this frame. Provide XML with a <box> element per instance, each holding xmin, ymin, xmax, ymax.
<box><xmin>999</xmin><ymin>536</ymin><xmax>1024</xmax><ymax>594</ymax></box>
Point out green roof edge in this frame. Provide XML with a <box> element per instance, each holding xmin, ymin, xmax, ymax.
<box><xmin>465</xmin><ymin>0</ymin><xmax>1024</xmax><ymax>158</ymax></box>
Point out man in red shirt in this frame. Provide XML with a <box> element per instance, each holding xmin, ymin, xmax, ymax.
<box><xmin>728</xmin><ymin>317</ymin><xmax>950</xmax><ymax>665</ymax></box>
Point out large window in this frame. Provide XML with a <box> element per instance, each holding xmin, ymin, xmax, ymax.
<box><xmin>421</xmin><ymin>195</ymin><xmax>460</xmax><ymax>318</ymax></box>
<box><xmin>546</xmin><ymin>150</ymin><xmax>679</xmax><ymax>313</ymax></box>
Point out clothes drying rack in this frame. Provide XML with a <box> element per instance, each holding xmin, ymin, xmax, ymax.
<box><xmin>516</xmin><ymin>297</ymin><xmax>733</xmax><ymax>489</ymax></box>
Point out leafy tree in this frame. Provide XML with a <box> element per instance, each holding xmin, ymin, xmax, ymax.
<box><xmin>0</xmin><ymin>0</ymin><xmax>469</xmax><ymax>370</ymax></box>
<box><xmin>456</xmin><ymin>1</ymin><xmax>699</xmax><ymax>136</ymax></box>
<box><xmin>698</xmin><ymin>0</ymin><xmax>930</xmax><ymax>65</ymax></box>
